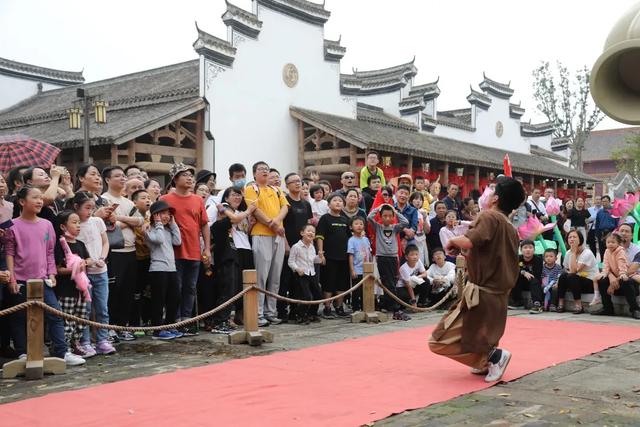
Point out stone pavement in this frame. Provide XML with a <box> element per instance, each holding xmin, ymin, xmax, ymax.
<box><xmin>1</xmin><ymin>310</ymin><xmax>639</xmax><ymax>427</ymax></box>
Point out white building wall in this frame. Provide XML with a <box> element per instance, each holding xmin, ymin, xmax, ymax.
<box><xmin>473</xmin><ymin>98</ymin><xmax>528</xmax><ymax>153</ymax></box>
<box><xmin>204</xmin><ymin>6</ymin><xmax>354</xmax><ymax>187</ymax></box>
<box><xmin>0</xmin><ymin>74</ymin><xmax>61</xmax><ymax>111</ymax></box>
<box><xmin>356</xmin><ymin>91</ymin><xmax>402</xmax><ymax>116</ymax></box>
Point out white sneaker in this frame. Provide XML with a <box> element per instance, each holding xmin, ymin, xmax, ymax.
<box><xmin>64</xmin><ymin>352</ymin><xmax>86</xmax><ymax>366</ymax></box>
<box><xmin>470</xmin><ymin>366</ymin><xmax>488</xmax><ymax>375</ymax></box>
<box><xmin>485</xmin><ymin>349</ymin><xmax>511</xmax><ymax>382</ymax></box>
<box><xmin>589</xmin><ymin>295</ymin><xmax>602</xmax><ymax>306</ymax></box>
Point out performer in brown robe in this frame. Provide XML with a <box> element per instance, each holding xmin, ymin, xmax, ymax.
<box><xmin>429</xmin><ymin>177</ymin><xmax>525</xmax><ymax>382</ymax></box>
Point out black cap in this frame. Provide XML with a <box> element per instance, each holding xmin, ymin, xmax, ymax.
<box><xmin>195</xmin><ymin>169</ymin><xmax>216</xmax><ymax>186</ymax></box>
<box><xmin>149</xmin><ymin>200</ymin><xmax>175</xmax><ymax>216</ymax></box>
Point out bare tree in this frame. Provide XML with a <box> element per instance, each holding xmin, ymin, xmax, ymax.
<box><xmin>612</xmin><ymin>133</ymin><xmax>640</xmax><ymax>177</ymax></box>
<box><xmin>532</xmin><ymin>61</ymin><xmax>605</xmax><ymax>170</ymax></box>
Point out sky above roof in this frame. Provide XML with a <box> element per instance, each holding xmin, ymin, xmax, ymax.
<box><xmin>1</xmin><ymin>0</ymin><xmax>636</xmax><ymax>130</ymax></box>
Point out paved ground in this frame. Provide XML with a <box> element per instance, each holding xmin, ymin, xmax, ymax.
<box><xmin>1</xmin><ymin>310</ymin><xmax>639</xmax><ymax>426</ymax></box>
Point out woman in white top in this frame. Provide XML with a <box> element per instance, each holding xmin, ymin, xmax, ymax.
<box><xmin>556</xmin><ymin>229</ymin><xmax>599</xmax><ymax>312</ymax></box>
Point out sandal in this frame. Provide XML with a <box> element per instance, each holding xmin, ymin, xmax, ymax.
<box><xmin>556</xmin><ymin>305</ymin><xmax>565</xmax><ymax>313</ymax></box>
<box><xmin>573</xmin><ymin>305</ymin><xmax>584</xmax><ymax>315</ymax></box>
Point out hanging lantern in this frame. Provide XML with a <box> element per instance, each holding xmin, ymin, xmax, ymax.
<box><xmin>382</xmin><ymin>156</ymin><xmax>392</xmax><ymax>167</ymax></box>
<box><xmin>67</xmin><ymin>108</ymin><xmax>81</xmax><ymax>129</ymax></box>
<box><xmin>94</xmin><ymin>100</ymin><xmax>108</xmax><ymax>124</ymax></box>
<box><xmin>421</xmin><ymin>162</ymin><xmax>430</xmax><ymax>173</ymax></box>
<box><xmin>456</xmin><ymin>167</ymin><xmax>464</xmax><ymax>177</ymax></box>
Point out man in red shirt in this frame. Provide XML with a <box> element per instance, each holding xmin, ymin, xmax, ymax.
<box><xmin>161</xmin><ymin>163</ymin><xmax>211</xmax><ymax>335</ymax></box>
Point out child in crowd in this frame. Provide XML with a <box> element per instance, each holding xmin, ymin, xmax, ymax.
<box><xmin>347</xmin><ymin>216</ymin><xmax>372</xmax><ymax>312</ymax></box>
<box><xmin>5</xmin><ymin>186</ymin><xmax>85</xmax><ymax>365</ymax></box>
<box><xmin>409</xmin><ymin>192</ymin><xmax>430</xmax><ymax>267</ymax></box>
<box><xmin>131</xmin><ymin>189</ymin><xmax>152</xmax><ymax>328</ymax></box>
<box><xmin>541</xmin><ymin>249</ymin><xmax>563</xmax><ymax>312</ymax></box>
<box><xmin>317</xmin><ymin>194</ymin><xmax>352</xmax><ymax>319</ymax></box>
<box><xmin>145</xmin><ymin>200</ymin><xmax>183</xmax><ymax>340</ymax></box>
<box><xmin>439</xmin><ymin>210</ymin><xmax>471</xmax><ymax>262</ymax></box>
<box><xmin>55</xmin><ymin>210</ymin><xmax>93</xmax><ymax>357</ymax></box>
<box><xmin>593</xmin><ymin>232</ymin><xmax>627</xmax><ymax>307</ymax></box>
<box><xmin>367</xmin><ymin>204</ymin><xmax>409</xmax><ymax>320</ymax></box>
<box><xmin>511</xmin><ymin>240</ymin><xmax>543</xmax><ymax>313</ymax></box>
<box><xmin>210</xmin><ymin>187</ymin><xmax>252</xmax><ymax>333</ymax></box>
<box><xmin>309</xmin><ymin>185</ymin><xmax>328</xmax><ymax>225</ymax></box>
<box><xmin>288</xmin><ymin>224</ymin><xmax>322</xmax><ymax>324</ymax></box>
<box><xmin>396</xmin><ymin>245</ymin><xmax>430</xmax><ymax>311</ymax></box>
<box><xmin>318</xmin><ymin>180</ymin><xmax>332</xmax><ymax>198</ymax></box>
<box><xmin>426</xmin><ymin>248</ymin><xmax>456</xmax><ymax>307</ymax></box>
<box><xmin>74</xmin><ymin>191</ymin><xmax>114</xmax><ymax>355</ymax></box>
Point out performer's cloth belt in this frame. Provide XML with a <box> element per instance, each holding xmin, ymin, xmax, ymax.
<box><xmin>443</xmin><ymin>281</ymin><xmax>507</xmax><ymax>330</ymax></box>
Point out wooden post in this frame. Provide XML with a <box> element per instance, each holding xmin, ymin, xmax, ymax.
<box><xmin>407</xmin><ymin>155</ymin><xmax>413</xmax><ymax>176</ymax></box>
<box><xmin>443</xmin><ymin>162</ymin><xmax>449</xmax><ymax>186</ymax></box>
<box><xmin>298</xmin><ymin>120</ymin><xmax>306</xmax><ymax>176</ymax></box>
<box><xmin>351</xmin><ymin>262</ymin><xmax>388</xmax><ymax>323</ymax></box>
<box><xmin>228</xmin><ymin>270</ymin><xmax>273</xmax><ymax>346</ymax></box>
<box><xmin>349</xmin><ymin>145</ymin><xmax>358</xmax><ymax>169</ymax></box>
<box><xmin>530</xmin><ymin>175</ymin><xmax>535</xmax><ymax>191</ymax></box>
<box><xmin>574</xmin><ymin>181</ymin><xmax>579</xmax><ymax>198</ymax></box>
<box><xmin>455</xmin><ymin>255</ymin><xmax>466</xmax><ymax>301</ymax></box>
<box><xmin>110</xmin><ymin>144</ymin><xmax>119</xmax><ymax>166</ymax></box>
<box><xmin>195</xmin><ymin>111</ymin><xmax>204</xmax><ymax>170</ymax></box>
<box><xmin>553</xmin><ymin>179</ymin><xmax>558</xmax><ymax>193</ymax></box>
<box><xmin>127</xmin><ymin>140</ymin><xmax>136</xmax><ymax>165</ymax></box>
<box><xmin>2</xmin><ymin>280</ymin><xmax>65</xmax><ymax>379</ymax></box>
<box><xmin>474</xmin><ymin>166</ymin><xmax>480</xmax><ymax>190</ymax></box>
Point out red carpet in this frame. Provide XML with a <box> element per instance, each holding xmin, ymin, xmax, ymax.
<box><xmin>2</xmin><ymin>317</ymin><xmax>639</xmax><ymax>426</ymax></box>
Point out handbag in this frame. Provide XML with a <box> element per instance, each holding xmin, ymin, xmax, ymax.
<box><xmin>105</xmin><ymin>221</ymin><xmax>125</xmax><ymax>250</ymax></box>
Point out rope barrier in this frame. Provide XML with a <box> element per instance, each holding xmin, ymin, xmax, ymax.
<box><xmin>255</xmin><ymin>275</ymin><xmax>369</xmax><ymax>305</ymax></box>
<box><xmin>0</xmin><ymin>287</ymin><xmax>252</xmax><ymax>333</ymax></box>
<box><xmin>373</xmin><ymin>277</ymin><xmax>457</xmax><ymax>312</ymax></box>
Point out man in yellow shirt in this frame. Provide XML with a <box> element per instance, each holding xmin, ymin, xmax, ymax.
<box><xmin>244</xmin><ymin>161</ymin><xmax>289</xmax><ymax>326</ymax></box>
<box><xmin>359</xmin><ymin>151</ymin><xmax>386</xmax><ymax>189</ymax></box>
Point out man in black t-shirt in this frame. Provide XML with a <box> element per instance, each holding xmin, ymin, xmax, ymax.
<box><xmin>278</xmin><ymin>173</ymin><xmax>313</xmax><ymax>321</ymax></box>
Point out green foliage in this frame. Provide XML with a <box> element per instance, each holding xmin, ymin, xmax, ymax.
<box><xmin>611</xmin><ymin>133</ymin><xmax>640</xmax><ymax>176</ymax></box>
<box><xmin>532</xmin><ymin>61</ymin><xmax>605</xmax><ymax>170</ymax></box>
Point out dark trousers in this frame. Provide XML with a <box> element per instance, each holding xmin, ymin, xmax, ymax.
<box><xmin>351</xmin><ymin>274</ymin><xmax>363</xmax><ymax>311</ymax></box>
<box><xmin>296</xmin><ymin>275</ymin><xmax>322</xmax><ymax>318</ymax></box>
<box><xmin>213</xmin><ymin>261</ymin><xmax>239</xmax><ymax>324</ymax></box>
<box><xmin>377</xmin><ymin>256</ymin><xmax>399</xmax><ymax>312</ymax></box>
<box><xmin>587</xmin><ymin>228</ymin><xmax>597</xmax><ymax>257</ymax></box>
<box><xmin>149</xmin><ymin>271</ymin><xmax>179</xmax><ymax>326</ymax></box>
<box><xmin>557</xmin><ymin>273</ymin><xmax>593</xmax><ymax>301</ymax></box>
<box><xmin>277</xmin><ymin>254</ymin><xmax>295</xmax><ymax>318</ymax></box>
<box><xmin>597</xmin><ymin>230</ymin><xmax>613</xmax><ymax>260</ymax></box>
<box><xmin>196</xmin><ymin>262</ymin><xmax>215</xmax><ymax>323</ymax></box>
<box><xmin>107</xmin><ymin>251</ymin><xmax>137</xmax><ymax>326</ymax></box>
<box><xmin>396</xmin><ymin>279</ymin><xmax>430</xmax><ymax>305</ymax></box>
<box><xmin>6</xmin><ymin>282</ymin><xmax>67</xmax><ymax>358</ymax></box>
<box><xmin>512</xmin><ymin>275</ymin><xmax>544</xmax><ymax>305</ymax></box>
<box><xmin>597</xmin><ymin>277</ymin><xmax>639</xmax><ymax>314</ymax></box>
<box><xmin>236</xmin><ymin>248</ymin><xmax>254</xmax><ymax>315</ymax></box>
<box><xmin>130</xmin><ymin>258</ymin><xmax>151</xmax><ymax>326</ymax></box>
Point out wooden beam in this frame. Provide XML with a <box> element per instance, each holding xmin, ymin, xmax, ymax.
<box><xmin>303</xmin><ymin>148</ymin><xmax>351</xmax><ymax>161</ymax></box>
<box><xmin>181</xmin><ymin>126</ymin><xmax>197</xmax><ymax>144</ymax></box>
<box><xmin>195</xmin><ymin>110</ymin><xmax>204</xmax><ymax>170</ymax></box>
<box><xmin>110</xmin><ymin>144</ymin><xmax>118</xmax><ymax>165</ymax></box>
<box><xmin>350</xmin><ymin>145</ymin><xmax>358</xmax><ymax>168</ymax></box>
<box><xmin>134</xmin><ymin>162</ymin><xmax>174</xmax><ymax>173</ymax></box>
<box><xmin>173</xmin><ymin>121</ymin><xmax>182</xmax><ymax>147</ymax></box>
<box><xmin>474</xmin><ymin>166</ymin><xmax>480</xmax><ymax>189</ymax></box>
<box><xmin>407</xmin><ymin>155</ymin><xmax>413</xmax><ymax>176</ymax></box>
<box><xmin>304</xmin><ymin>164</ymin><xmax>356</xmax><ymax>174</ymax></box>
<box><xmin>179</xmin><ymin>118</ymin><xmax>198</xmax><ymax>124</ymax></box>
<box><xmin>443</xmin><ymin>162</ymin><xmax>449</xmax><ymax>186</ymax></box>
<box><xmin>134</xmin><ymin>143</ymin><xmax>197</xmax><ymax>158</ymax></box>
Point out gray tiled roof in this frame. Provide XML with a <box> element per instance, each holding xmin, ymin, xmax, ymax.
<box><xmin>530</xmin><ymin>144</ymin><xmax>567</xmax><ymax>162</ymax></box>
<box><xmin>583</xmin><ymin>127</ymin><xmax>640</xmax><ymax>162</ymax></box>
<box><xmin>256</xmin><ymin>0</ymin><xmax>330</xmax><ymax>26</ymax></box>
<box><xmin>436</xmin><ymin>108</ymin><xmax>473</xmax><ymax>131</ymax></box>
<box><xmin>340</xmin><ymin>59</ymin><xmax>417</xmax><ymax>95</ymax></box>
<box><xmin>479</xmin><ymin>73</ymin><xmax>514</xmax><ymax>99</ymax></box>
<box><xmin>223</xmin><ymin>1</ymin><xmax>263</xmax><ymax>38</ymax></box>
<box><xmin>323</xmin><ymin>37</ymin><xmax>346</xmax><ymax>61</ymax></box>
<box><xmin>290</xmin><ymin>106</ymin><xmax>597</xmax><ymax>182</ymax></box>
<box><xmin>0</xmin><ymin>57</ymin><xmax>84</xmax><ymax>86</ymax></box>
<box><xmin>0</xmin><ymin>60</ymin><xmax>203</xmax><ymax>149</ymax></box>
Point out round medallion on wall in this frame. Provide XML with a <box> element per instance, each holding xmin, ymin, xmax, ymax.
<box><xmin>495</xmin><ymin>121</ymin><xmax>504</xmax><ymax>138</ymax></box>
<box><xmin>283</xmin><ymin>63</ymin><xmax>299</xmax><ymax>88</ymax></box>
